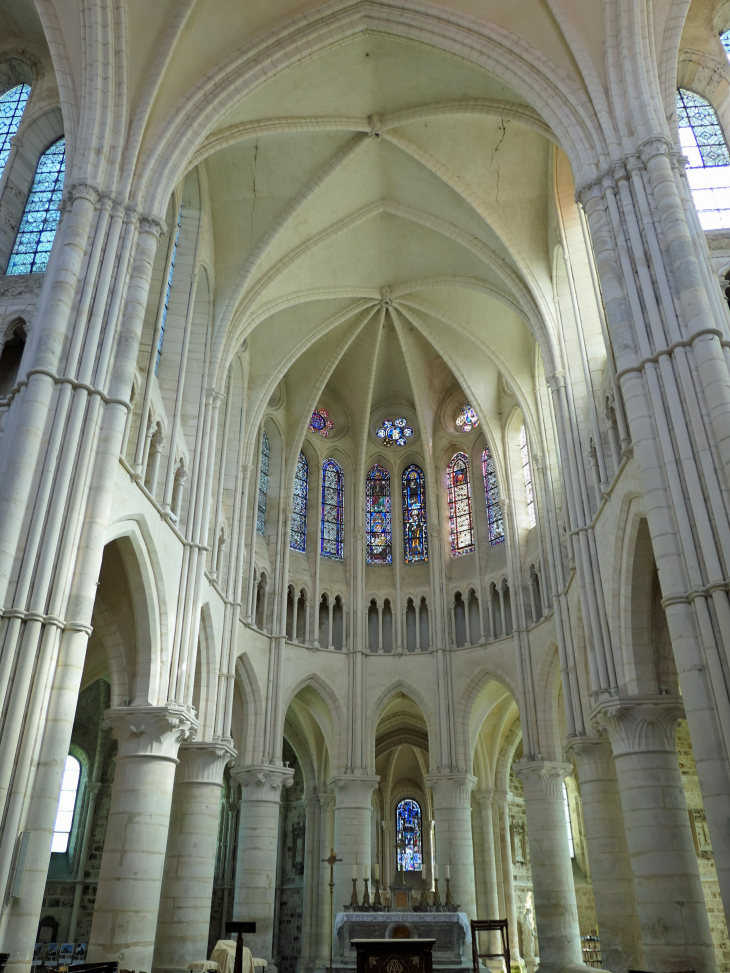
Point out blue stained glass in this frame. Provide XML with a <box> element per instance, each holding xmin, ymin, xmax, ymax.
<box><xmin>376</xmin><ymin>417</ymin><xmax>413</xmax><ymax>447</ymax></box>
<box><xmin>366</xmin><ymin>464</ymin><xmax>391</xmax><ymax>564</ymax></box>
<box><xmin>0</xmin><ymin>84</ymin><xmax>30</xmax><ymax>177</ymax></box>
<box><xmin>321</xmin><ymin>458</ymin><xmax>343</xmax><ymax>559</ymax></box>
<box><xmin>456</xmin><ymin>403</ymin><xmax>479</xmax><ymax>433</ymax></box>
<box><xmin>257</xmin><ymin>431</ymin><xmax>269</xmax><ymax>536</ymax></box>
<box><xmin>402</xmin><ymin>464</ymin><xmax>428</xmax><ymax>562</ymax></box>
<box><xmin>396</xmin><ymin>799</ymin><xmax>422</xmax><ymax>872</ymax></box>
<box><xmin>7</xmin><ymin>137</ymin><xmax>65</xmax><ymax>275</ymax></box>
<box><xmin>447</xmin><ymin>452</ymin><xmax>474</xmax><ymax>556</ymax></box>
<box><xmin>156</xmin><ymin>199</ymin><xmax>183</xmax><ymax>373</ymax></box>
<box><xmin>482</xmin><ymin>447</ymin><xmax>505</xmax><ymax>546</ymax></box>
<box><xmin>676</xmin><ymin>88</ymin><xmax>730</xmax><ymax>167</ymax></box>
<box><xmin>290</xmin><ymin>451</ymin><xmax>308</xmax><ymax>552</ymax></box>
<box><xmin>722</xmin><ymin>30</ymin><xmax>730</xmax><ymax>57</ymax></box>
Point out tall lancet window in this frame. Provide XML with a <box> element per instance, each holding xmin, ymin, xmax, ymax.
<box><xmin>366</xmin><ymin>464</ymin><xmax>392</xmax><ymax>564</ymax></box>
<box><xmin>676</xmin><ymin>88</ymin><xmax>730</xmax><ymax>229</ymax></box>
<box><xmin>156</xmin><ymin>199</ymin><xmax>183</xmax><ymax>372</ymax></box>
<box><xmin>482</xmin><ymin>447</ymin><xmax>504</xmax><ymax>545</ymax></box>
<box><xmin>321</xmin><ymin>458</ymin><xmax>344</xmax><ymax>559</ymax></box>
<box><xmin>520</xmin><ymin>424</ymin><xmax>536</xmax><ymax>528</ymax></box>
<box><xmin>447</xmin><ymin>452</ymin><xmax>475</xmax><ymax>556</ymax></box>
<box><xmin>0</xmin><ymin>83</ymin><xmax>31</xmax><ymax>176</ymax></box>
<box><xmin>52</xmin><ymin>754</ymin><xmax>81</xmax><ymax>853</ymax></box>
<box><xmin>7</xmin><ymin>137</ymin><xmax>65</xmax><ymax>275</ymax></box>
<box><xmin>396</xmin><ymin>799</ymin><xmax>423</xmax><ymax>872</ymax></box>
<box><xmin>290</xmin><ymin>451</ymin><xmax>308</xmax><ymax>552</ymax></box>
<box><xmin>256</xmin><ymin>431</ymin><xmax>269</xmax><ymax>536</ymax></box>
<box><xmin>402</xmin><ymin>464</ymin><xmax>428</xmax><ymax>562</ymax></box>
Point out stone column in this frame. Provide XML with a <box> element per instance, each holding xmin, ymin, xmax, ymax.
<box><xmin>513</xmin><ymin>761</ymin><xmax>583</xmax><ymax>973</ymax></box>
<box><xmin>329</xmin><ymin>775</ymin><xmax>379</xmax><ymax>910</ymax></box>
<box><xmin>476</xmin><ymin>791</ymin><xmax>500</xmax><ymax>920</ymax></box>
<box><xmin>231</xmin><ymin>765</ymin><xmax>294</xmax><ymax>969</ymax></box>
<box><xmin>594</xmin><ymin>696</ymin><xmax>717</xmax><ymax>973</ymax></box>
<box><xmin>153</xmin><ymin>741</ymin><xmax>235</xmax><ymax>973</ymax></box>
<box><xmin>88</xmin><ymin>705</ymin><xmax>196</xmax><ymax>971</ymax></box>
<box><xmin>494</xmin><ymin>791</ymin><xmax>521</xmax><ymax>963</ymax></box>
<box><xmin>567</xmin><ymin>738</ymin><xmax>643</xmax><ymax>973</ymax></box>
<box><xmin>426</xmin><ymin>773</ymin><xmax>477</xmax><ymax>917</ymax></box>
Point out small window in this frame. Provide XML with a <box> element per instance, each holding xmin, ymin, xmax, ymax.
<box><xmin>563</xmin><ymin>782</ymin><xmax>575</xmax><ymax>859</ymax></box>
<box><xmin>396</xmin><ymin>798</ymin><xmax>423</xmax><ymax>871</ymax></box>
<box><xmin>51</xmin><ymin>754</ymin><xmax>81</xmax><ymax>853</ymax></box>
<box><xmin>156</xmin><ymin>199</ymin><xmax>183</xmax><ymax>372</ymax></box>
<box><xmin>7</xmin><ymin>138</ymin><xmax>65</xmax><ymax>275</ymax></box>
<box><xmin>676</xmin><ymin>88</ymin><xmax>730</xmax><ymax>230</ymax></box>
<box><xmin>446</xmin><ymin>452</ymin><xmax>475</xmax><ymax>556</ymax></box>
<box><xmin>366</xmin><ymin>464</ymin><xmax>392</xmax><ymax>564</ymax></box>
<box><xmin>482</xmin><ymin>446</ymin><xmax>504</xmax><ymax>545</ymax></box>
<box><xmin>321</xmin><ymin>458</ymin><xmax>344</xmax><ymax>559</ymax></box>
<box><xmin>519</xmin><ymin>425</ymin><xmax>536</xmax><ymax>528</ymax></box>
<box><xmin>0</xmin><ymin>83</ymin><xmax>31</xmax><ymax>176</ymax></box>
<box><xmin>256</xmin><ymin>431</ymin><xmax>269</xmax><ymax>536</ymax></box>
<box><xmin>290</xmin><ymin>451</ymin><xmax>308</xmax><ymax>552</ymax></box>
<box><xmin>402</xmin><ymin>464</ymin><xmax>428</xmax><ymax>562</ymax></box>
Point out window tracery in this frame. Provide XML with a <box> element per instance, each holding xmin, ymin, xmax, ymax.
<box><xmin>446</xmin><ymin>452</ymin><xmax>475</xmax><ymax>556</ymax></box>
<box><xmin>456</xmin><ymin>403</ymin><xmax>479</xmax><ymax>433</ymax></box>
<box><xmin>366</xmin><ymin>464</ymin><xmax>392</xmax><ymax>564</ymax></box>
<box><xmin>376</xmin><ymin>417</ymin><xmax>413</xmax><ymax>447</ymax></box>
<box><xmin>321</xmin><ymin>458</ymin><xmax>343</xmax><ymax>559</ymax></box>
<box><xmin>0</xmin><ymin>83</ymin><xmax>30</xmax><ymax>176</ymax></box>
<box><xmin>519</xmin><ymin>424</ymin><xmax>536</xmax><ymax>528</ymax></box>
<box><xmin>52</xmin><ymin>754</ymin><xmax>80</xmax><ymax>853</ymax></box>
<box><xmin>257</xmin><ymin>431</ymin><xmax>269</xmax><ymax>536</ymax></box>
<box><xmin>402</xmin><ymin>464</ymin><xmax>428</xmax><ymax>562</ymax></box>
<box><xmin>676</xmin><ymin>87</ymin><xmax>730</xmax><ymax>229</ymax></box>
<box><xmin>396</xmin><ymin>798</ymin><xmax>423</xmax><ymax>871</ymax></box>
<box><xmin>7</xmin><ymin>137</ymin><xmax>65</xmax><ymax>275</ymax></box>
<box><xmin>482</xmin><ymin>447</ymin><xmax>504</xmax><ymax>545</ymax></box>
<box><xmin>309</xmin><ymin>408</ymin><xmax>334</xmax><ymax>437</ymax></box>
<box><xmin>290</xmin><ymin>451</ymin><xmax>308</xmax><ymax>552</ymax></box>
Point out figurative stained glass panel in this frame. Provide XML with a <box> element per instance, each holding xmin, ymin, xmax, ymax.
<box><xmin>376</xmin><ymin>417</ymin><xmax>413</xmax><ymax>447</ymax></box>
<box><xmin>366</xmin><ymin>464</ymin><xmax>392</xmax><ymax>564</ymax></box>
<box><xmin>722</xmin><ymin>30</ymin><xmax>730</xmax><ymax>58</ymax></box>
<box><xmin>321</xmin><ymin>458</ymin><xmax>344</xmax><ymax>559</ymax></box>
<box><xmin>482</xmin><ymin>447</ymin><xmax>505</xmax><ymax>545</ymax></box>
<box><xmin>396</xmin><ymin>798</ymin><xmax>423</xmax><ymax>872</ymax></box>
<box><xmin>7</xmin><ymin>137</ymin><xmax>65</xmax><ymax>275</ymax></box>
<box><xmin>257</xmin><ymin>431</ymin><xmax>269</xmax><ymax>536</ymax></box>
<box><xmin>290</xmin><ymin>451</ymin><xmax>308</xmax><ymax>552</ymax></box>
<box><xmin>0</xmin><ymin>84</ymin><xmax>30</xmax><ymax>177</ymax></box>
<box><xmin>676</xmin><ymin>88</ymin><xmax>730</xmax><ymax>229</ymax></box>
<box><xmin>402</xmin><ymin>464</ymin><xmax>428</xmax><ymax>562</ymax></box>
<box><xmin>156</xmin><ymin>199</ymin><xmax>183</xmax><ymax>372</ymax></box>
<box><xmin>520</xmin><ymin>424</ymin><xmax>536</xmax><ymax>528</ymax></box>
<box><xmin>456</xmin><ymin>403</ymin><xmax>479</xmax><ymax>433</ymax></box>
<box><xmin>51</xmin><ymin>754</ymin><xmax>80</xmax><ymax>853</ymax></box>
<box><xmin>447</xmin><ymin>452</ymin><xmax>475</xmax><ymax>556</ymax></box>
<box><xmin>309</xmin><ymin>408</ymin><xmax>334</xmax><ymax>438</ymax></box>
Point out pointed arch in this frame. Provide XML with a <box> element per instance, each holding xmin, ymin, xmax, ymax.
<box><xmin>234</xmin><ymin>652</ymin><xmax>265</xmax><ymax>766</ymax></box>
<box><xmin>282</xmin><ymin>673</ymin><xmax>346</xmax><ymax>769</ymax></box>
<box><xmin>676</xmin><ymin>87</ymin><xmax>730</xmax><ymax>229</ymax></box>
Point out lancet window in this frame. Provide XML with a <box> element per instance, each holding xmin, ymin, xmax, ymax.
<box><xmin>321</xmin><ymin>458</ymin><xmax>344</xmax><ymax>559</ymax></box>
<box><xmin>676</xmin><ymin>87</ymin><xmax>730</xmax><ymax>229</ymax></box>
<box><xmin>396</xmin><ymin>798</ymin><xmax>423</xmax><ymax>871</ymax></box>
<box><xmin>402</xmin><ymin>464</ymin><xmax>428</xmax><ymax>562</ymax></box>
<box><xmin>446</xmin><ymin>452</ymin><xmax>475</xmax><ymax>556</ymax></box>
<box><xmin>7</xmin><ymin>137</ymin><xmax>65</xmax><ymax>275</ymax></box>
<box><xmin>290</xmin><ymin>451</ymin><xmax>308</xmax><ymax>552</ymax></box>
<box><xmin>256</xmin><ymin>431</ymin><xmax>269</xmax><ymax>536</ymax></box>
<box><xmin>156</xmin><ymin>199</ymin><xmax>183</xmax><ymax>371</ymax></box>
<box><xmin>366</xmin><ymin>464</ymin><xmax>392</xmax><ymax>564</ymax></box>
<box><xmin>0</xmin><ymin>83</ymin><xmax>30</xmax><ymax>176</ymax></box>
<box><xmin>51</xmin><ymin>754</ymin><xmax>80</xmax><ymax>853</ymax></box>
<box><xmin>519</xmin><ymin>424</ymin><xmax>536</xmax><ymax>528</ymax></box>
<box><xmin>482</xmin><ymin>446</ymin><xmax>504</xmax><ymax>545</ymax></box>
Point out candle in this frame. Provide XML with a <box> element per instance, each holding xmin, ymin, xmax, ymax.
<box><xmin>364</xmin><ymin>864</ymin><xmax>369</xmax><ymax>880</ymax></box>
<box><xmin>352</xmin><ymin>864</ymin><xmax>357</xmax><ymax>879</ymax></box>
<box><xmin>374</xmin><ymin>864</ymin><xmax>380</xmax><ymax>881</ymax></box>
<box><xmin>433</xmin><ymin>864</ymin><xmax>438</xmax><ymax>880</ymax></box>
<box><xmin>445</xmin><ymin>865</ymin><xmax>450</xmax><ymax>880</ymax></box>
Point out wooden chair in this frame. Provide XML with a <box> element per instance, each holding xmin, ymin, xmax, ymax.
<box><xmin>470</xmin><ymin>919</ymin><xmax>510</xmax><ymax>973</ymax></box>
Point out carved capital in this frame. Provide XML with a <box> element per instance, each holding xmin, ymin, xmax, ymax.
<box><xmin>475</xmin><ymin>789</ymin><xmax>494</xmax><ymax>812</ymax></box>
<box><xmin>176</xmin><ymin>740</ymin><xmax>236</xmax><ymax>785</ymax></box>
<box><xmin>575</xmin><ymin>177</ymin><xmax>605</xmax><ymax>208</ymax></box>
<box><xmin>104</xmin><ymin>704</ymin><xmax>197</xmax><ymax>761</ymax></box>
<box><xmin>591</xmin><ymin>694</ymin><xmax>684</xmax><ymax>756</ymax></box>
<box><xmin>637</xmin><ymin>135</ymin><xmax>673</xmax><ymax>167</ymax></box>
<box><xmin>564</xmin><ymin>736</ymin><xmax>614</xmax><ymax>783</ymax></box>
<box><xmin>513</xmin><ymin>759</ymin><xmax>571</xmax><ymax>799</ymax></box>
<box><xmin>232</xmin><ymin>763</ymin><xmax>294</xmax><ymax>801</ymax></box>
<box><xmin>138</xmin><ymin>214</ymin><xmax>166</xmax><ymax>240</ymax></box>
<box><xmin>328</xmin><ymin>773</ymin><xmax>380</xmax><ymax>809</ymax></box>
<box><xmin>68</xmin><ymin>181</ymin><xmax>102</xmax><ymax>206</ymax></box>
<box><xmin>318</xmin><ymin>790</ymin><xmax>335</xmax><ymax>811</ymax></box>
<box><xmin>426</xmin><ymin>772</ymin><xmax>477</xmax><ymax>810</ymax></box>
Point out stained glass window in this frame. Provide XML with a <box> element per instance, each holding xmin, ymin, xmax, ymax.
<box><xmin>256</xmin><ymin>431</ymin><xmax>269</xmax><ymax>536</ymax></box>
<box><xmin>156</xmin><ymin>199</ymin><xmax>183</xmax><ymax>372</ymax></box>
<box><xmin>290</xmin><ymin>451</ymin><xmax>308</xmax><ymax>552</ymax></box>
<box><xmin>7</xmin><ymin>137</ymin><xmax>65</xmax><ymax>275</ymax></box>
<box><xmin>456</xmin><ymin>403</ymin><xmax>479</xmax><ymax>433</ymax></box>
<box><xmin>376</xmin><ymin>417</ymin><xmax>413</xmax><ymax>447</ymax></box>
<box><xmin>676</xmin><ymin>88</ymin><xmax>730</xmax><ymax>229</ymax></box>
<box><xmin>520</xmin><ymin>424</ymin><xmax>536</xmax><ymax>528</ymax></box>
<box><xmin>402</xmin><ymin>465</ymin><xmax>428</xmax><ymax>562</ymax></box>
<box><xmin>52</xmin><ymin>754</ymin><xmax>80</xmax><ymax>853</ymax></box>
<box><xmin>0</xmin><ymin>84</ymin><xmax>30</xmax><ymax>177</ymax></box>
<box><xmin>396</xmin><ymin>799</ymin><xmax>422</xmax><ymax>872</ymax></box>
<box><xmin>482</xmin><ymin>447</ymin><xmax>504</xmax><ymax>545</ymax></box>
<box><xmin>366</xmin><ymin>464</ymin><xmax>392</xmax><ymax>564</ymax></box>
<box><xmin>321</xmin><ymin>458</ymin><xmax>344</xmax><ymax>559</ymax></box>
<box><xmin>309</xmin><ymin>408</ymin><xmax>334</xmax><ymax>437</ymax></box>
<box><xmin>447</xmin><ymin>452</ymin><xmax>475</xmax><ymax>556</ymax></box>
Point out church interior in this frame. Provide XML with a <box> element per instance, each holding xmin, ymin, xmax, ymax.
<box><xmin>2</xmin><ymin>1</ymin><xmax>730</xmax><ymax>972</ymax></box>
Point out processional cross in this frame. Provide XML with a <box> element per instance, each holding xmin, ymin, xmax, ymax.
<box><xmin>322</xmin><ymin>849</ymin><xmax>343</xmax><ymax>973</ymax></box>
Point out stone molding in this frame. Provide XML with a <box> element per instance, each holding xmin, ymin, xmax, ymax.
<box><xmin>328</xmin><ymin>773</ymin><xmax>380</xmax><ymax>808</ymax></box>
<box><xmin>176</xmin><ymin>740</ymin><xmax>237</xmax><ymax>785</ymax></box>
<box><xmin>231</xmin><ymin>763</ymin><xmax>295</xmax><ymax>800</ymax></box>
<box><xmin>591</xmin><ymin>695</ymin><xmax>685</xmax><ymax>757</ymax></box>
<box><xmin>425</xmin><ymin>772</ymin><xmax>477</xmax><ymax>809</ymax></box>
<box><xmin>513</xmin><ymin>760</ymin><xmax>571</xmax><ymax>799</ymax></box>
<box><xmin>564</xmin><ymin>736</ymin><xmax>615</xmax><ymax>782</ymax></box>
<box><xmin>104</xmin><ymin>704</ymin><xmax>197</xmax><ymax>761</ymax></box>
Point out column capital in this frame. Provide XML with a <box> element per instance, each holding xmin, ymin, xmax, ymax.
<box><xmin>104</xmin><ymin>704</ymin><xmax>197</xmax><ymax>761</ymax></box>
<box><xmin>513</xmin><ymin>759</ymin><xmax>571</xmax><ymax>798</ymax></box>
<box><xmin>564</xmin><ymin>736</ymin><xmax>615</xmax><ymax>782</ymax></box>
<box><xmin>318</xmin><ymin>789</ymin><xmax>335</xmax><ymax>811</ymax></box>
<box><xmin>176</xmin><ymin>740</ymin><xmax>236</xmax><ymax>785</ymax></box>
<box><xmin>475</xmin><ymin>789</ymin><xmax>494</xmax><ymax>811</ymax></box>
<box><xmin>231</xmin><ymin>763</ymin><xmax>294</xmax><ymax>800</ymax></box>
<box><xmin>425</xmin><ymin>772</ymin><xmax>477</xmax><ymax>809</ymax></box>
<box><xmin>591</xmin><ymin>694</ymin><xmax>685</xmax><ymax>756</ymax></box>
<box><xmin>328</xmin><ymin>773</ymin><xmax>380</xmax><ymax>808</ymax></box>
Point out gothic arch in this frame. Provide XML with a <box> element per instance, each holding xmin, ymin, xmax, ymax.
<box><xmin>367</xmin><ymin>681</ymin><xmax>437</xmax><ymax>772</ymax></box>
<box><xmin>456</xmin><ymin>667</ymin><xmax>518</xmax><ymax>773</ymax></box>
<box><xmin>282</xmin><ymin>673</ymin><xmax>346</xmax><ymax>771</ymax></box>
<box><xmin>234</xmin><ymin>651</ymin><xmax>265</xmax><ymax>766</ymax></box>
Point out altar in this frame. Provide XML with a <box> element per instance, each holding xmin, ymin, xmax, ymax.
<box><xmin>333</xmin><ymin>912</ymin><xmax>471</xmax><ymax>972</ymax></box>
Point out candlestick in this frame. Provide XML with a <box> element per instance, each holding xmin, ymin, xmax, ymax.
<box><xmin>433</xmin><ymin>876</ymin><xmax>441</xmax><ymax>909</ymax></box>
<box><xmin>362</xmin><ymin>876</ymin><xmax>371</xmax><ymax>907</ymax></box>
<box><xmin>433</xmin><ymin>864</ymin><xmax>438</xmax><ymax>880</ymax></box>
<box><xmin>321</xmin><ymin>848</ymin><xmax>342</xmax><ymax>973</ymax></box>
<box><xmin>445</xmin><ymin>876</ymin><xmax>452</xmax><ymax>908</ymax></box>
<box><xmin>349</xmin><ymin>877</ymin><xmax>359</xmax><ymax>909</ymax></box>
<box><xmin>373</xmin><ymin>876</ymin><xmax>382</xmax><ymax>909</ymax></box>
